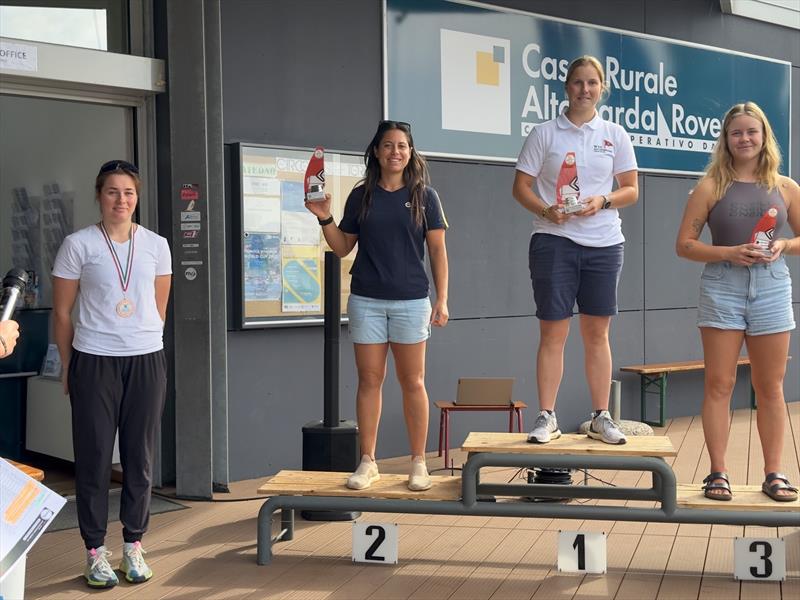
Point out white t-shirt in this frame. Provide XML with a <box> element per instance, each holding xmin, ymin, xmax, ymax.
<box><xmin>516</xmin><ymin>113</ymin><xmax>638</xmax><ymax>247</ymax></box>
<box><xmin>52</xmin><ymin>223</ymin><xmax>172</xmax><ymax>356</ymax></box>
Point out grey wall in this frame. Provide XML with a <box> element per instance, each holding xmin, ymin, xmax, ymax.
<box><xmin>221</xmin><ymin>0</ymin><xmax>799</xmax><ymax>481</ymax></box>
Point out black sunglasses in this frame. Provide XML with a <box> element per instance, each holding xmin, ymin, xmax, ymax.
<box><xmin>378</xmin><ymin>119</ymin><xmax>411</xmax><ymax>132</ymax></box>
<box><xmin>98</xmin><ymin>160</ymin><xmax>139</xmax><ymax>176</ymax></box>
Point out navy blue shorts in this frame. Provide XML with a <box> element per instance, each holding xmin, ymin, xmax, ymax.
<box><xmin>528</xmin><ymin>233</ymin><xmax>624</xmax><ymax>320</ymax></box>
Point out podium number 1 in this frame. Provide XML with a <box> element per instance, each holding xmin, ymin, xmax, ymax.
<box><xmin>572</xmin><ymin>534</ymin><xmax>586</xmax><ymax>570</ymax></box>
<box><xmin>558</xmin><ymin>531</ymin><xmax>606</xmax><ymax>574</ymax></box>
<box><xmin>734</xmin><ymin>538</ymin><xmax>785</xmax><ymax>581</ymax></box>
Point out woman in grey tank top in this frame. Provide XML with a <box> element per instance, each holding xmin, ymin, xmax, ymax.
<box><xmin>676</xmin><ymin>102</ymin><xmax>800</xmax><ymax>502</ymax></box>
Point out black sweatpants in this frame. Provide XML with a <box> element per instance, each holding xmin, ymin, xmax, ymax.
<box><xmin>68</xmin><ymin>349</ymin><xmax>167</xmax><ymax>549</ymax></box>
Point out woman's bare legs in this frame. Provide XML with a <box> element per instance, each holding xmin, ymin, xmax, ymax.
<box><xmin>579</xmin><ymin>314</ymin><xmax>613</xmax><ymax>411</ymax></box>
<box><xmin>353</xmin><ymin>343</ymin><xmax>389</xmax><ymax>459</ymax></box>
<box><xmin>390</xmin><ymin>341</ymin><xmax>428</xmax><ymax>458</ymax></box>
<box><xmin>745</xmin><ymin>331</ymin><xmax>792</xmax><ymax>497</ymax></box>
<box><xmin>537</xmin><ymin>319</ymin><xmax>570</xmax><ymax>411</ymax></box>
<box><xmin>700</xmin><ymin>327</ymin><xmax>744</xmax><ymax>497</ymax></box>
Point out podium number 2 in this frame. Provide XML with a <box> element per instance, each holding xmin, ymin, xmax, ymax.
<box><xmin>365</xmin><ymin>525</ymin><xmax>386</xmax><ymax>561</ymax></box>
<box><xmin>734</xmin><ymin>538</ymin><xmax>785</xmax><ymax>581</ymax></box>
<box><xmin>352</xmin><ymin>522</ymin><xmax>398</xmax><ymax>564</ymax></box>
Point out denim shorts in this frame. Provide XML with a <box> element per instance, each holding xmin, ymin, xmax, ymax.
<box><xmin>347</xmin><ymin>294</ymin><xmax>432</xmax><ymax>344</ymax></box>
<box><xmin>697</xmin><ymin>258</ymin><xmax>795</xmax><ymax>335</ymax></box>
<box><xmin>529</xmin><ymin>233</ymin><xmax>624</xmax><ymax>320</ymax></box>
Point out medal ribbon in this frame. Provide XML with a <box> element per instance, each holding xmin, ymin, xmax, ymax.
<box><xmin>98</xmin><ymin>223</ymin><xmax>136</xmax><ymax>293</ymax></box>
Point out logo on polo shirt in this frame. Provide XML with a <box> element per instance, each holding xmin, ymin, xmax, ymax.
<box><xmin>440</xmin><ymin>29</ymin><xmax>510</xmax><ymax>135</ymax></box>
<box><xmin>593</xmin><ymin>139</ymin><xmax>615</xmax><ymax>155</ymax></box>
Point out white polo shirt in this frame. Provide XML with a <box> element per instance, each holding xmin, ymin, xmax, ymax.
<box><xmin>516</xmin><ymin>112</ymin><xmax>638</xmax><ymax>247</ymax></box>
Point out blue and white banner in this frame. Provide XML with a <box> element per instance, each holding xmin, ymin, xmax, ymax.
<box><xmin>385</xmin><ymin>0</ymin><xmax>791</xmax><ymax>174</ymax></box>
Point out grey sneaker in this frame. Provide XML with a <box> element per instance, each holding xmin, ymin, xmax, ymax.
<box><xmin>587</xmin><ymin>410</ymin><xmax>627</xmax><ymax>445</ymax></box>
<box><xmin>119</xmin><ymin>541</ymin><xmax>153</xmax><ymax>583</ymax></box>
<box><xmin>84</xmin><ymin>546</ymin><xmax>119</xmax><ymax>588</ymax></box>
<box><xmin>527</xmin><ymin>410</ymin><xmax>561</xmax><ymax>443</ymax></box>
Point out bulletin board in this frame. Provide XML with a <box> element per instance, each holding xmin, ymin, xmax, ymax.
<box><xmin>230</xmin><ymin>143</ymin><xmax>365</xmax><ymax>328</ymax></box>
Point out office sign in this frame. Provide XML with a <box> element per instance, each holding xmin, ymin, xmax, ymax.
<box><xmin>385</xmin><ymin>0</ymin><xmax>791</xmax><ymax>174</ymax></box>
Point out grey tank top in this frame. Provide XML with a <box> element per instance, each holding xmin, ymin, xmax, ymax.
<box><xmin>706</xmin><ymin>181</ymin><xmax>787</xmax><ymax>247</ymax></box>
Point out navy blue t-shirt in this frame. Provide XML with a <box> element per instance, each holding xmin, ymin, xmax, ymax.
<box><xmin>339</xmin><ymin>184</ymin><xmax>447</xmax><ymax>300</ymax></box>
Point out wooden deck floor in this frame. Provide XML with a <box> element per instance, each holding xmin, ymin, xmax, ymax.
<box><xmin>25</xmin><ymin>403</ymin><xmax>799</xmax><ymax>599</ymax></box>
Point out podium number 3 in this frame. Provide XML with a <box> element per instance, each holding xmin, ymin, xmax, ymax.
<box><xmin>749</xmin><ymin>541</ymin><xmax>772</xmax><ymax>578</ymax></box>
<box><xmin>365</xmin><ymin>525</ymin><xmax>386</xmax><ymax>561</ymax></box>
<box><xmin>733</xmin><ymin>538</ymin><xmax>784</xmax><ymax>581</ymax></box>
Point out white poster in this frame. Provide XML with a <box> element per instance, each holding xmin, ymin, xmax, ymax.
<box><xmin>0</xmin><ymin>459</ymin><xmax>66</xmax><ymax>582</ymax></box>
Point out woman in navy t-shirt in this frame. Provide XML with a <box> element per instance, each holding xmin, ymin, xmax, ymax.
<box><xmin>305</xmin><ymin>120</ymin><xmax>449</xmax><ymax>491</ymax></box>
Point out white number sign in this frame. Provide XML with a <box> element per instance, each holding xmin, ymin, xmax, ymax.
<box><xmin>352</xmin><ymin>522</ymin><xmax>398</xmax><ymax>565</ymax></box>
<box><xmin>558</xmin><ymin>531</ymin><xmax>606</xmax><ymax>574</ymax></box>
<box><xmin>734</xmin><ymin>538</ymin><xmax>785</xmax><ymax>581</ymax></box>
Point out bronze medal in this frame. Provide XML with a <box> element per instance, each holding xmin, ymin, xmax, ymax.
<box><xmin>116</xmin><ymin>298</ymin><xmax>135</xmax><ymax>318</ymax></box>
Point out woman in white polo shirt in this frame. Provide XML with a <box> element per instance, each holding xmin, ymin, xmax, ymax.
<box><xmin>52</xmin><ymin>160</ymin><xmax>171</xmax><ymax>589</ymax></box>
<box><xmin>512</xmin><ymin>55</ymin><xmax>639</xmax><ymax>446</ymax></box>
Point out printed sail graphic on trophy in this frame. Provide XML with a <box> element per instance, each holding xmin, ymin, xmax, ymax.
<box><xmin>556</xmin><ymin>151</ymin><xmax>583</xmax><ymax>214</ymax></box>
<box><xmin>304</xmin><ymin>147</ymin><xmax>326</xmax><ymax>201</ymax></box>
<box><xmin>750</xmin><ymin>205</ymin><xmax>778</xmax><ymax>256</ymax></box>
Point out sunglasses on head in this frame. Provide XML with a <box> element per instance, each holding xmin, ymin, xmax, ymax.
<box><xmin>98</xmin><ymin>160</ymin><xmax>139</xmax><ymax>176</ymax></box>
<box><xmin>378</xmin><ymin>119</ymin><xmax>411</xmax><ymax>132</ymax></box>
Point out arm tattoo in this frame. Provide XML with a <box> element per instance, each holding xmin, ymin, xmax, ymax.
<box><xmin>683</xmin><ymin>240</ymin><xmax>695</xmax><ymax>251</ymax></box>
<box><xmin>690</xmin><ymin>218</ymin><xmax>704</xmax><ymax>235</ymax></box>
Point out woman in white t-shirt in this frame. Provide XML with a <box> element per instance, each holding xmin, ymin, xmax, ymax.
<box><xmin>52</xmin><ymin>160</ymin><xmax>172</xmax><ymax>589</ymax></box>
<box><xmin>512</xmin><ymin>55</ymin><xmax>639</xmax><ymax>446</ymax></box>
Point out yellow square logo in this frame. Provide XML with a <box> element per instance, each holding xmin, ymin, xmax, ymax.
<box><xmin>475</xmin><ymin>51</ymin><xmax>500</xmax><ymax>86</ymax></box>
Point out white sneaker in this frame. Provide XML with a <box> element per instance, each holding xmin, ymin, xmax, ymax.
<box><xmin>119</xmin><ymin>541</ymin><xmax>152</xmax><ymax>583</ymax></box>
<box><xmin>527</xmin><ymin>411</ymin><xmax>561</xmax><ymax>444</ymax></box>
<box><xmin>407</xmin><ymin>457</ymin><xmax>432</xmax><ymax>491</ymax></box>
<box><xmin>84</xmin><ymin>546</ymin><xmax>118</xmax><ymax>588</ymax></box>
<box><xmin>587</xmin><ymin>410</ymin><xmax>627</xmax><ymax>445</ymax></box>
<box><xmin>347</xmin><ymin>455</ymin><xmax>380</xmax><ymax>490</ymax></box>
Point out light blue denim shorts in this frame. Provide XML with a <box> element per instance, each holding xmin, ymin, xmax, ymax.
<box><xmin>347</xmin><ymin>294</ymin><xmax>432</xmax><ymax>344</ymax></box>
<box><xmin>697</xmin><ymin>258</ymin><xmax>795</xmax><ymax>336</ymax></box>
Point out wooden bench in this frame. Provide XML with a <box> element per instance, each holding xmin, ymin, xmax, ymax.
<box><xmin>677</xmin><ymin>484</ymin><xmax>799</xmax><ymax>512</ymax></box>
<box><xmin>6</xmin><ymin>459</ymin><xmax>44</xmax><ymax>482</ymax></box>
<box><xmin>258</xmin><ymin>470</ymin><xmax>461</xmax><ymax>500</ymax></box>
<box><xmin>460</xmin><ymin>431</ymin><xmax>677</xmax><ymax>456</ymax></box>
<box><xmin>434</xmin><ymin>400</ymin><xmax>527</xmax><ymax>468</ymax></box>
<box><xmin>620</xmin><ymin>356</ymin><xmax>790</xmax><ymax>427</ymax></box>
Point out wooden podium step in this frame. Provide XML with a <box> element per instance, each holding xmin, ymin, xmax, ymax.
<box><xmin>677</xmin><ymin>484</ymin><xmax>799</xmax><ymax>512</ymax></box>
<box><xmin>461</xmin><ymin>432</ymin><xmax>677</xmax><ymax>457</ymax></box>
<box><xmin>257</xmin><ymin>470</ymin><xmax>461</xmax><ymax>501</ymax></box>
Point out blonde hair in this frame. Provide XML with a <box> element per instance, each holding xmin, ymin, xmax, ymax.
<box><xmin>703</xmin><ymin>101</ymin><xmax>782</xmax><ymax>201</ymax></box>
<box><xmin>564</xmin><ymin>55</ymin><xmax>609</xmax><ymax>100</ymax></box>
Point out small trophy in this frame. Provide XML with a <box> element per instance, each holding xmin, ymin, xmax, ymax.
<box><xmin>556</xmin><ymin>151</ymin><xmax>583</xmax><ymax>214</ymax></box>
<box><xmin>750</xmin><ymin>206</ymin><xmax>778</xmax><ymax>256</ymax></box>
<box><xmin>304</xmin><ymin>147</ymin><xmax>326</xmax><ymax>201</ymax></box>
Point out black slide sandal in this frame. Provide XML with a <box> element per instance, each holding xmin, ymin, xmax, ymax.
<box><xmin>761</xmin><ymin>472</ymin><xmax>798</xmax><ymax>502</ymax></box>
<box><xmin>702</xmin><ymin>471</ymin><xmax>733</xmax><ymax>501</ymax></box>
